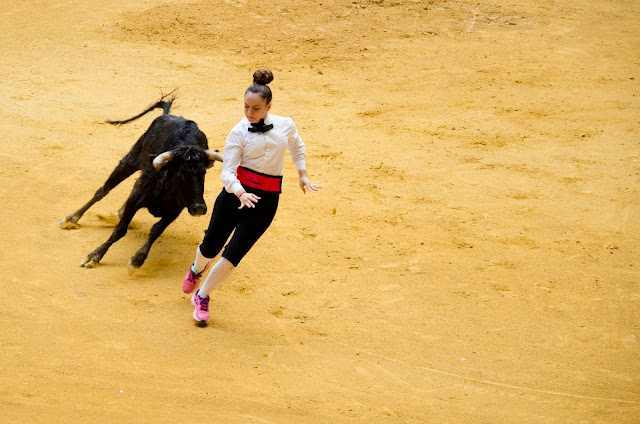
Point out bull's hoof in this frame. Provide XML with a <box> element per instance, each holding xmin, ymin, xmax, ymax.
<box><xmin>129</xmin><ymin>252</ymin><xmax>146</xmax><ymax>270</ymax></box>
<box><xmin>127</xmin><ymin>261</ymin><xmax>140</xmax><ymax>275</ymax></box>
<box><xmin>80</xmin><ymin>257</ymin><xmax>99</xmax><ymax>268</ymax></box>
<box><xmin>60</xmin><ymin>218</ymin><xmax>80</xmax><ymax>229</ymax></box>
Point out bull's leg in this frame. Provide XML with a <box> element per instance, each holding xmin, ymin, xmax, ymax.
<box><xmin>117</xmin><ymin>202</ymin><xmax>126</xmax><ymax>221</ymax></box>
<box><xmin>60</xmin><ymin>158</ymin><xmax>139</xmax><ymax>229</ymax></box>
<box><xmin>80</xmin><ymin>198</ymin><xmax>141</xmax><ymax>268</ymax></box>
<box><xmin>128</xmin><ymin>214</ymin><xmax>179</xmax><ymax>274</ymax></box>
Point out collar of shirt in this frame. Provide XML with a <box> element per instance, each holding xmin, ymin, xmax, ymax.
<box><xmin>244</xmin><ymin>114</ymin><xmax>273</xmax><ymax>131</ymax></box>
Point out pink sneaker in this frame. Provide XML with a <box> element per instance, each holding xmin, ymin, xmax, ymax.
<box><xmin>182</xmin><ymin>262</ymin><xmax>211</xmax><ymax>294</ymax></box>
<box><xmin>191</xmin><ymin>290</ymin><xmax>210</xmax><ymax>323</ymax></box>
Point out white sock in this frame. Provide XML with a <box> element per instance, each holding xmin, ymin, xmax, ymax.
<box><xmin>192</xmin><ymin>245</ymin><xmax>211</xmax><ymax>274</ymax></box>
<box><xmin>198</xmin><ymin>257</ymin><xmax>234</xmax><ymax>298</ymax></box>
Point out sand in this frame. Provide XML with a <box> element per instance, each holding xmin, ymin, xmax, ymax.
<box><xmin>0</xmin><ymin>0</ymin><xmax>638</xmax><ymax>422</ymax></box>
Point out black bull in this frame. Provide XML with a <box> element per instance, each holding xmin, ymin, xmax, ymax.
<box><xmin>60</xmin><ymin>94</ymin><xmax>223</xmax><ymax>272</ymax></box>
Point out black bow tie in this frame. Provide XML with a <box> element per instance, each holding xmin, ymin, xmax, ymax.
<box><xmin>248</xmin><ymin>119</ymin><xmax>273</xmax><ymax>133</ymax></box>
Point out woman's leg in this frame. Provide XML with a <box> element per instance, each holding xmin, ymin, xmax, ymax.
<box><xmin>220</xmin><ymin>193</ymin><xmax>279</xmax><ymax>267</ymax></box>
<box><xmin>199</xmin><ymin>189</ymin><xmax>240</xmax><ymax>259</ymax></box>
<box><xmin>192</xmin><ymin>245</ymin><xmax>211</xmax><ymax>274</ymax></box>
<box><xmin>197</xmin><ymin>256</ymin><xmax>235</xmax><ymax>297</ymax></box>
<box><xmin>183</xmin><ymin>189</ymin><xmax>238</xmax><ymax>294</ymax></box>
<box><xmin>191</xmin><ymin>192</ymin><xmax>279</xmax><ymax>323</ymax></box>
<box><xmin>197</xmin><ymin>193</ymin><xmax>278</xmax><ymax>297</ymax></box>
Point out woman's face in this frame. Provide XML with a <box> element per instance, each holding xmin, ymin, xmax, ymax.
<box><xmin>244</xmin><ymin>91</ymin><xmax>271</xmax><ymax>123</ymax></box>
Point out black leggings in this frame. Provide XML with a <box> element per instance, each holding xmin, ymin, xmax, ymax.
<box><xmin>199</xmin><ymin>188</ymin><xmax>279</xmax><ymax>267</ymax></box>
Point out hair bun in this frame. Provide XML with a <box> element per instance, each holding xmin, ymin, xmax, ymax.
<box><xmin>253</xmin><ymin>68</ymin><xmax>274</xmax><ymax>85</ymax></box>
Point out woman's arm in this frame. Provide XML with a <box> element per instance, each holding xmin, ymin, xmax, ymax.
<box><xmin>221</xmin><ymin>128</ymin><xmax>262</xmax><ymax>208</ymax></box>
<box><xmin>285</xmin><ymin>118</ymin><xmax>322</xmax><ymax>193</ymax></box>
<box><xmin>298</xmin><ymin>169</ymin><xmax>323</xmax><ymax>193</ymax></box>
<box><xmin>220</xmin><ymin>130</ymin><xmax>245</xmax><ymax>195</ymax></box>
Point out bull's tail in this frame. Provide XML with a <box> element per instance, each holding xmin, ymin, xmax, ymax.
<box><xmin>106</xmin><ymin>90</ymin><xmax>177</xmax><ymax>125</ymax></box>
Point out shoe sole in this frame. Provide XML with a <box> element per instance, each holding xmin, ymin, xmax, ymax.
<box><xmin>192</xmin><ymin>312</ymin><xmax>208</xmax><ymax>326</ymax></box>
<box><xmin>183</xmin><ymin>283</ymin><xmax>198</xmax><ymax>294</ymax></box>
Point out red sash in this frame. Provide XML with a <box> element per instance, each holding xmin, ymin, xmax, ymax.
<box><xmin>237</xmin><ymin>166</ymin><xmax>282</xmax><ymax>194</ymax></box>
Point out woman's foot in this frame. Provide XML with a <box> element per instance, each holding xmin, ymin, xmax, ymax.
<box><xmin>182</xmin><ymin>262</ymin><xmax>211</xmax><ymax>294</ymax></box>
<box><xmin>191</xmin><ymin>290</ymin><xmax>210</xmax><ymax>323</ymax></box>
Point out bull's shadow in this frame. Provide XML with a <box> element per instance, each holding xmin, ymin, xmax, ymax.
<box><xmin>60</xmin><ymin>93</ymin><xmax>223</xmax><ymax>273</ymax></box>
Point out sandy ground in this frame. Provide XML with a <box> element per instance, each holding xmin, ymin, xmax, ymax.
<box><xmin>1</xmin><ymin>0</ymin><xmax>639</xmax><ymax>422</ymax></box>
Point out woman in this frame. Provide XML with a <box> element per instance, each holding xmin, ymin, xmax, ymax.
<box><xmin>182</xmin><ymin>68</ymin><xmax>323</xmax><ymax>324</ymax></box>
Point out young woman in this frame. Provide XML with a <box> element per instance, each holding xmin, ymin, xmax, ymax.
<box><xmin>182</xmin><ymin>68</ymin><xmax>323</xmax><ymax>323</ymax></box>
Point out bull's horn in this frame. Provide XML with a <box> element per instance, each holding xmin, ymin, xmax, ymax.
<box><xmin>153</xmin><ymin>151</ymin><xmax>174</xmax><ymax>170</ymax></box>
<box><xmin>205</xmin><ymin>150</ymin><xmax>224</xmax><ymax>163</ymax></box>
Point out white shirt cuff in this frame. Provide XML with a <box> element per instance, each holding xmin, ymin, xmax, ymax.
<box><xmin>227</xmin><ymin>181</ymin><xmax>244</xmax><ymax>195</ymax></box>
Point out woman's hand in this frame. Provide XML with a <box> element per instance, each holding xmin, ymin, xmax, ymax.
<box><xmin>298</xmin><ymin>170</ymin><xmax>323</xmax><ymax>194</ymax></box>
<box><xmin>237</xmin><ymin>191</ymin><xmax>261</xmax><ymax>209</ymax></box>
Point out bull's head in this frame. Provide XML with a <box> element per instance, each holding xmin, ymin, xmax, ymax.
<box><xmin>152</xmin><ymin>147</ymin><xmax>223</xmax><ymax>216</ymax></box>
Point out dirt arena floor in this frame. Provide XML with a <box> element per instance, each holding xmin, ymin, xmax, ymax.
<box><xmin>1</xmin><ymin>0</ymin><xmax>638</xmax><ymax>422</ymax></box>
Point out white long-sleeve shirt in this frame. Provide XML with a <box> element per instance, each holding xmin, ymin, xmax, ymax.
<box><xmin>221</xmin><ymin>114</ymin><xmax>307</xmax><ymax>195</ymax></box>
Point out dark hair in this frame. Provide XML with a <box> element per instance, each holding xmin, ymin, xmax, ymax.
<box><xmin>246</xmin><ymin>68</ymin><xmax>274</xmax><ymax>104</ymax></box>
